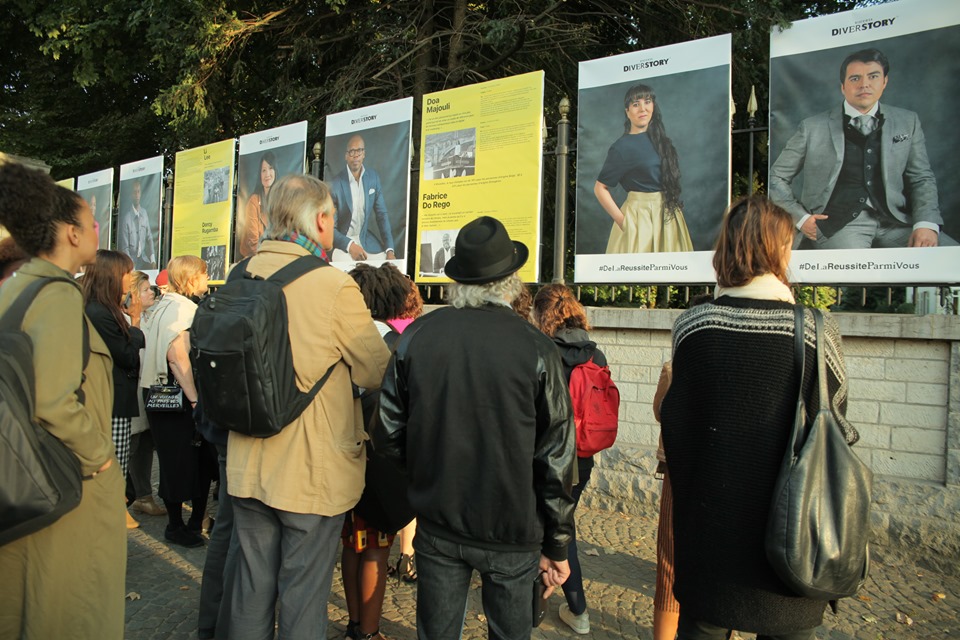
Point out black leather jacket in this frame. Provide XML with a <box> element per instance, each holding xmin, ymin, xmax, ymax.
<box><xmin>373</xmin><ymin>304</ymin><xmax>575</xmax><ymax>560</ymax></box>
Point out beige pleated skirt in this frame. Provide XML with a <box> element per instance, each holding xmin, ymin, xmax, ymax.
<box><xmin>606</xmin><ymin>191</ymin><xmax>694</xmax><ymax>254</ymax></box>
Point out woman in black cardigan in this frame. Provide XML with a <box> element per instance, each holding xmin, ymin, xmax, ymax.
<box><xmin>83</xmin><ymin>249</ymin><xmax>146</xmax><ymax>529</ymax></box>
<box><xmin>660</xmin><ymin>196</ymin><xmax>857</xmax><ymax>640</ymax></box>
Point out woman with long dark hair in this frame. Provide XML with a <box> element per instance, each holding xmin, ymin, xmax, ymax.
<box><xmin>594</xmin><ymin>84</ymin><xmax>694</xmax><ymax>254</ymax></box>
<box><xmin>239</xmin><ymin>151</ymin><xmax>278</xmax><ymax>258</ymax></box>
<box><xmin>83</xmin><ymin>249</ymin><xmax>146</xmax><ymax>530</ymax></box>
<box><xmin>0</xmin><ymin>161</ymin><xmax>125</xmax><ymax>638</ymax></box>
<box><xmin>660</xmin><ymin>196</ymin><xmax>856</xmax><ymax>640</ymax></box>
<box><xmin>532</xmin><ymin>283</ymin><xmax>608</xmax><ymax>635</ymax></box>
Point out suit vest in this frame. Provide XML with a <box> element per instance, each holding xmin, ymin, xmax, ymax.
<box><xmin>820</xmin><ymin>119</ymin><xmax>889</xmax><ymax>238</ymax></box>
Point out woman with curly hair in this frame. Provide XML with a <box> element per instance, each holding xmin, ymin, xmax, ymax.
<box><xmin>341</xmin><ymin>262</ymin><xmax>415</xmax><ymax>640</ymax></box>
<box><xmin>83</xmin><ymin>249</ymin><xmax>146</xmax><ymax>530</ymax></box>
<box><xmin>0</xmin><ymin>161</ymin><xmax>126</xmax><ymax>638</ymax></box>
<box><xmin>595</xmin><ymin>84</ymin><xmax>694</xmax><ymax>254</ymax></box>
<box><xmin>532</xmin><ymin>283</ymin><xmax>609</xmax><ymax>635</ymax></box>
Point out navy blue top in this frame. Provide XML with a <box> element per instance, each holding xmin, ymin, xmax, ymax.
<box><xmin>597</xmin><ymin>132</ymin><xmax>662</xmax><ymax>193</ymax></box>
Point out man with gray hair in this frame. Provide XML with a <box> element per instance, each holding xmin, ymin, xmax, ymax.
<box><xmin>225</xmin><ymin>173</ymin><xmax>390</xmax><ymax>639</ymax></box>
<box><xmin>374</xmin><ymin>215</ymin><xmax>575</xmax><ymax>639</ymax></box>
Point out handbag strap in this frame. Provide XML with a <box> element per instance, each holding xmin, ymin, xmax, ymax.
<box><xmin>793</xmin><ymin>305</ymin><xmax>806</xmax><ymax>407</ymax></box>
<box><xmin>813</xmin><ymin>308</ymin><xmax>829</xmax><ymax>413</ymax></box>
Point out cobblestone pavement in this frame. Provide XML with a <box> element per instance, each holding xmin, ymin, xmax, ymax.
<box><xmin>124</xmin><ymin>495</ymin><xmax>960</xmax><ymax>640</ymax></box>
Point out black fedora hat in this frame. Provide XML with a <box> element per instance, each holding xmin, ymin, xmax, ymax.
<box><xmin>444</xmin><ymin>216</ymin><xmax>528</xmax><ymax>284</ymax></box>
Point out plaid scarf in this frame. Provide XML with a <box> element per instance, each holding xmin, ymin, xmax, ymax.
<box><xmin>277</xmin><ymin>232</ymin><xmax>328</xmax><ymax>261</ymax></box>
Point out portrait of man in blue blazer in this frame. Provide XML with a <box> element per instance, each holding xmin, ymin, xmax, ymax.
<box><xmin>770</xmin><ymin>48</ymin><xmax>956</xmax><ymax>249</ymax></box>
<box><xmin>329</xmin><ymin>134</ymin><xmax>397</xmax><ymax>261</ymax></box>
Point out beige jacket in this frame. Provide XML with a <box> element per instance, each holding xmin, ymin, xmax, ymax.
<box><xmin>226</xmin><ymin>241</ymin><xmax>391</xmax><ymax>515</ymax></box>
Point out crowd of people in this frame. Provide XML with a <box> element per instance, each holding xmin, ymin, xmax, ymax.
<box><xmin>0</xmin><ymin>158</ymin><xmax>854</xmax><ymax>640</ymax></box>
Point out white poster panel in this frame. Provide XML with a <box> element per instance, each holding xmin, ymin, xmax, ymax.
<box><xmin>323</xmin><ymin>97</ymin><xmax>413</xmax><ymax>272</ymax></box>
<box><xmin>118</xmin><ymin>156</ymin><xmax>164</xmax><ymax>270</ymax></box>
<box><xmin>235</xmin><ymin>121</ymin><xmax>308</xmax><ymax>259</ymax></box>
<box><xmin>575</xmin><ymin>35</ymin><xmax>732</xmax><ymax>283</ymax></box>
<box><xmin>76</xmin><ymin>168</ymin><xmax>115</xmax><ymax>251</ymax></box>
<box><xmin>769</xmin><ymin>0</ymin><xmax>960</xmax><ymax>284</ymax></box>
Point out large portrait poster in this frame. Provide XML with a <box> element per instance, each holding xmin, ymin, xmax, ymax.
<box><xmin>118</xmin><ymin>157</ymin><xmax>164</xmax><ymax>270</ymax></box>
<box><xmin>769</xmin><ymin>0</ymin><xmax>960</xmax><ymax>284</ymax></box>
<box><xmin>77</xmin><ymin>168</ymin><xmax>114</xmax><ymax>251</ymax></box>
<box><xmin>416</xmin><ymin>71</ymin><xmax>544</xmax><ymax>283</ymax></box>
<box><xmin>172</xmin><ymin>139</ymin><xmax>237</xmax><ymax>283</ymax></box>
<box><xmin>235</xmin><ymin>121</ymin><xmax>307</xmax><ymax>260</ymax></box>
<box><xmin>575</xmin><ymin>35</ymin><xmax>731</xmax><ymax>283</ymax></box>
<box><xmin>323</xmin><ymin>97</ymin><xmax>413</xmax><ymax>272</ymax></box>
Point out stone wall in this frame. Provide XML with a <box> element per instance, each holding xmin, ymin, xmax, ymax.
<box><xmin>580</xmin><ymin>307</ymin><xmax>960</xmax><ymax>572</ymax></box>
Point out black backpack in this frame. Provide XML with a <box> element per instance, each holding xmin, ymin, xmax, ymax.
<box><xmin>0</xmin><ymin>277</ymin><xmax>86</xmax><ymax>546</ymax></box>
<box><xmin>190</xmin><ymin>255</ymin><xmax>337</xmax><ymax>438</ymax></box>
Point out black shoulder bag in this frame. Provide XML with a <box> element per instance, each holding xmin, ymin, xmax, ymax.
<box><xmin>765</xmin><ymin>307</ymin><xmax>872</xmax><ymax>601</ymax></box>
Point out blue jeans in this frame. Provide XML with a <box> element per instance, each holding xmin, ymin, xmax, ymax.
<box><xmin>414</xmin><ymin>530</ymin><xmax>540</xmax><ymax>640</ymax></box>
<box><xmin>198</xmin><ymin>443</ymin><xmax>236</xmax><ymax>637</ymax></box>
<box><xmin>561</xmin><ymin>464</ymin><xmax>592</xmax><ymax>615</ymax></box>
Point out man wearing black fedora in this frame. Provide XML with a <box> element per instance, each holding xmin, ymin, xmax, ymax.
<box><xmin>374</xmin><ymin>215</ymin><xmax>576</xmax><ymax>639</ymax></box>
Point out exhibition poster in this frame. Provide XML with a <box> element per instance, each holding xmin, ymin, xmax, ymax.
<box><xmin>56</xmin><ymin>177</ymin><xmax>74</xmax><ymax>189</ymax></box>
<box><xmin>574</xmin><ymin>34</ymin><xmax>732</xmax><ymax>283</ymax></box>
<box><xmin>77</xmin><ymin>168</ymin><xmax>115</xmax><ymax>251</ymax></box>
<box><xmin>416</xmin><ymin>71</ymin><xmax>544</xmax><ymax>284</ymax></box>
<box><xmin>235</xmin><ymin>121</ymin><xmax>308</xmax><ymax>259</ymax></box>
<box><xmin>172</xmin><ymin>138</ymin><xmax>237</xmax><ymax>283</ymax></box>
<box><xmin>323</xmin><ymin>97</ymin><xmax>414</xmax><ymax>272</ymax></box>
<box><xmin>769</xmin><ymin>0</ymin><xmax>960</xmax><ymax>283</ymax></box>
<box><xmin>118</xmin><ymin>156</ymin><xmax>164</xmax><ymax>271</ymax></box>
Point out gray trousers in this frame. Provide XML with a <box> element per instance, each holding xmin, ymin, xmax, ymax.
<box><xmin>228</xmin><ymin>497</ymin><xmax>345</xmax><ymax>640</ymax></box>
<box><xmin>815</xmin><ymin>210</ymin><xmax>958</xmax><ymax>249</ymax></box>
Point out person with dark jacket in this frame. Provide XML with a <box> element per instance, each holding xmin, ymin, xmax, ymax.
<box><xmin>374</xmin><ymin>216</ymin><xmax>576</xmax><ymax>639</ymax></box>
<box><xmin>532</xmin><ymin>283</ymin><xmax>606</xmax><ymax>635</ymax></box>
<box><xmin>660</xmin><ymin>196</ymin><xmax>855</xmax><ymax>640</ymax></box>
<box><xmin>83</xmin><ymin>249</ymin><xmax>146</xmax><ymax>530</ymax></box>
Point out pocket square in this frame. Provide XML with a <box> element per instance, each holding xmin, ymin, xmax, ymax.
<box><xmin>892</xmin><ymin>134</ymin><xmax>910</xmax><ymax>143</ymax></box>
<box><xmin>368</xmin><ymin>188</ymin><xmax>375</xmax><ymax>195</ymax></box>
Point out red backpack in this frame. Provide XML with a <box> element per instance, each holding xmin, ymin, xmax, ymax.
<box><xmin>568</xmin><ymin>358</ymin><xmax>620</xmax><ymax>457</ymax></box>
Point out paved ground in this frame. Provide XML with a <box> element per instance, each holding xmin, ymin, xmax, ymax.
<box><xmin>124</xmin><ymin>490</ymin><xmax>960</xmax><ymax>640</ymax></box>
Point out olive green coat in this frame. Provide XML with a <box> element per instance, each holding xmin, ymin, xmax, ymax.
<box><xmin>0</xmin><ymin>258</ymin><xmax>127</xmax><ymax>639</ymax></box>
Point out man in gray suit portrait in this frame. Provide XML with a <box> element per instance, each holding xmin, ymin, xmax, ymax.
<box><xmin>770</xmin><ymin>48</ymin><xmax>956</xmax><ymax>249</ymax></box>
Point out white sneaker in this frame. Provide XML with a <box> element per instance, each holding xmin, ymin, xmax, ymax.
<box><xmin>559</xmin><ymin>603</ymin><xmax>590</xmax><ymax>634</ymax></box>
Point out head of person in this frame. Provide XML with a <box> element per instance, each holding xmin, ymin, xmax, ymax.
<box><xmin>166</xmin><ymin>255</ymin><xmax>209</xmax><ymax>299</ymax></box>
<box><xmin>442</xmin><ymin>233</ymin><xmax>451</xmax><ymax>250</ymax></box>
<box><xmin>0</xmin><ymin>160</ymin><xmax>98</xmax><ymax>273</ymax></box>
<box><xmin>82</xmin><ymin>249</ymin><xmax>135</xmax><ymax>332</ymax></box>
<box><xmin>257</xmin><ymin>151</ymin><xmax>278</xmax><ymax>199</ymax></box>
<box><xmin>89</xmin><ymin>194</ymin><xmax>97</xmax><ymax>215</ymax></box>
<box><xmin>445</xmin><ymin>216</ymin><xmax>528</xmax><ymax>309</ymax></box>
<box><xmin>0</xmin><ymin>236</ymin><xmax>28</xmax><ymax>285</ymax></box>
<box><xmin>839</xmin><ymin>48</ymin><xmax>889</xmax><ymax>114</ymax></box>
<box><xmin>395</xmin><ymin>280</ymin><xmax>424</xmax><ymax>321</ymax></box>
<box><xmin>128</xmin><ymin>270</ymin><xmax>158</xmax><ymax>312</ymax></box>
<box><xmin>348</xmin><ymin>263</ymin><xmax>411</xmax><ymax>322</ymax></box>
<box><xmin>713</xmin><ymin>196</ymin><xmax>795</xmax><ymax>288</ymax></box>
<box><xmin>132</xmin><ymin>180</ymin><xmax>142</xmax><ymax>207</ymax></box>
<box><xmin>511</xmin><ymin>284</ymin><xmax>534</xmax><ymax>321</ymax></box>
<box><xmin>262</xmin><ymin>173</ymin><xmax>337</xmax><ymax>252</ymax></box>
<box><xmin>345</xmin><ymin>135</ymin><xmax>365</xmax><ymax>175</ymax></box>
<box><xmin>532</xmin><ymin>284</ymin><xmax>590</xmax><ymax>338</ymax></box>
<box><xmin>622</xmin><ymin>84</ymin><xmax>662</xmax><ymax>135</ymax></box>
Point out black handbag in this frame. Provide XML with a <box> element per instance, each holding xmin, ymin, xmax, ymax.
<box><xmin>145</xmin><ymin>378</ymin><xmax>185</xmax><ymax>412</ymax></box>
<box><xmin>765</xmin><ymin>307</ymin><xmax>871</xmax><ymax>600</ymax></box>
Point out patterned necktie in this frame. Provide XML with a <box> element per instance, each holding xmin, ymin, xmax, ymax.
<box><xmin>855</xmin><ymin>114</ymin><xmax>877</xmax><ymax>136</ymax></box>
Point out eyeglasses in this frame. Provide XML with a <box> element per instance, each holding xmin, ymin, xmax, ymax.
<box><xmin>347</xmin><ymin>148</ymin><xmax>365</xmax><ymax>157</ymax></box>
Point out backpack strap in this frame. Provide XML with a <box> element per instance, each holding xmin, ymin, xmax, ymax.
<box><xmin>0</xmin><ymin>276</ymin><xmax>90</xmax><ymax>402</ymax></box>
<box><xmin>0</xmin><ymin>276</ymin><xmax>79</xmax><ymax>332</ymax></box>
<box><xmin>266</xmin><ymin>254</ymin><xmax>328</xmax><ymax>288</ymax></box>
